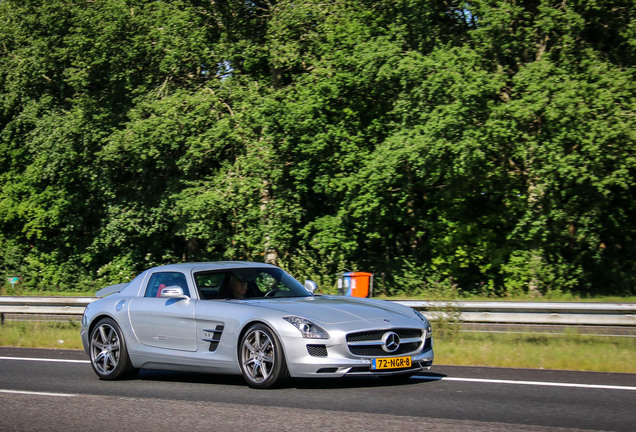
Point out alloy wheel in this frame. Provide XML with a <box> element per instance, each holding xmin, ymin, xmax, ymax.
<box><xmin>241</xmin><ymin>328</ymin><xmax>275</xmax><ymax>383</ymax></box>
<box><xmin>90</xmin><ymin>323</ymin><xmax>121</xmax><ymax>376</ymax></box>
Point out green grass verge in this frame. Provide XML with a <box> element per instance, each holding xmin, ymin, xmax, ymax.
<box><xmin>435</xmin><ymin>331</ymin><xmax>636</xmax><ymax>373</ymax></box>
<box><xmin>1</xmin><ymin>321</ymin><xmax>634</xmax><ymax>373</ymax></box>
<box><xmin>0</xmin><ymin>321</ymin><xmax>84</xmax><ymax>350</ymax></box>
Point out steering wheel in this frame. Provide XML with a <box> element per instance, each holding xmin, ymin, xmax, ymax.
<box><xmin>264</xmin><ymin>288</ymin><xmax>283</xmax><ymax>298</ymax></box>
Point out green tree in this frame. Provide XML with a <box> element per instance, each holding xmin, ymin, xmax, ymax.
<box><xmin>0</xmin><ymin>0</ymin><xmax>633</xmax><ymax>296</ymax></box>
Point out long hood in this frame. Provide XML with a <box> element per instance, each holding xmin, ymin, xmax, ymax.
<box><xmin>246</xmin><ymin>296</ymin><xmax>418</xmax><ymax>326</ymax></box>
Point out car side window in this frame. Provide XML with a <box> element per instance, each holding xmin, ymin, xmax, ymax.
<box><xmin>145</xmin><ymin>272</ymin><xmax>189</xmax><ymax>298</ymax></box>
<box><xmin>194</xmin><ymin>272</ymin><xmax>227</xmax><ymax>300</ymax></box>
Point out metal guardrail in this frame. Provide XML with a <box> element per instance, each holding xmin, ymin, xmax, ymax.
<box><xmin>0</xmin><ymin>296</ymin><xmax>634</xmax><ymax>326</ymax></box>
<box><xmin>397</xmin><ymin>301</ymin><xmax>636</xmax><ymax>326</ymax></box>
<box><xmin>0</xmin><ymin>296</ymin><xmax>93</xmax><ymax>319</ymax></box>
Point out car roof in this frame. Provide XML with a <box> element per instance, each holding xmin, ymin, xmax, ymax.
<box><xmin>146</xmin><ymin>261</ymin><xmax>278</xmax><ymax>274</ymax></box>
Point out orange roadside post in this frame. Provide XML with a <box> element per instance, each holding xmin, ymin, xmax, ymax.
<box><xmin>338</xmin><ymin>272</ymin><xmax>374</xmax><ymax>298</ymax></box>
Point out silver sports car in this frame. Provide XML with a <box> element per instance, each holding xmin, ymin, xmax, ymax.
<box><xmin>81</xmin><ymin>262</ymin><xmax>434</xmax><ymax>388</ymax></box>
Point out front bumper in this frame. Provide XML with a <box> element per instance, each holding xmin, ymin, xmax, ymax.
<box><xmin>283</xmin><ymin>333</ymin><xmax>434</xmax><ymax>378</ymax></box>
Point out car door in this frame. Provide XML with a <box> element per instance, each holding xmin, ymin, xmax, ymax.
<box><xmin>128</xmin><ymin>271</ymin><xmax>197</xmax><ymax>352</ymax></box>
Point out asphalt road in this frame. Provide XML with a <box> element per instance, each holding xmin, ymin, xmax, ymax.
<box><xmin>1</xmin><ymin>347</ymin><xmax>634</xmax><ymax>432</ymax></box>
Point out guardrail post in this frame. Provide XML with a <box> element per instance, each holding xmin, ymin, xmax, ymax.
<box><xmin>1</xmin><ymin>312</ymin><xmax>4</xmax><ymax>325</ymax></box>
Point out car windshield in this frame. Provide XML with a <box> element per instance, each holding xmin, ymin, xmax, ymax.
<box><xmin>194</xmin><ymin>267</ymin><xmax>312</xmax><ymax>300</ymax></box>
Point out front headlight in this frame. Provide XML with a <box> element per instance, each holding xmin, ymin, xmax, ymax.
<box><xmin>413</xmin><ymin>309</ymin><xmax>433</xmax><ymax>334</ymax></box>
<box><xmin>283</xmin><ymin>316</ymin><xmax>329</xmax><ymax>339</ymax></box>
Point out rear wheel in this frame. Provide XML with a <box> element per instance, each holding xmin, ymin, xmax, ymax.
<box><xmin>239</xmin><ymin>324</ymin><xmax>289</xmax><ymax>389</ymax></box>
<box><xmin>89</xmin><ymin>318</ymin><xmax>136</xmax><ymax>380</ymax></box>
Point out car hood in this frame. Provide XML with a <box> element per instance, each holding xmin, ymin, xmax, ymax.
<box><xmin>245</xmin><ymin>296</ymin><xmax>417</xmax><ymax>326</ymax></box>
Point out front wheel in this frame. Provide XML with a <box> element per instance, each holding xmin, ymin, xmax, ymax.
<box><xmin>239</xmin><ymin>324</ymin><xmax>289</xmax><ymax>389</ymax></box>
<box><xmin>89</xmin><ymin>318</ymin><xmax>136</xmax><ymax>380</ymax></box>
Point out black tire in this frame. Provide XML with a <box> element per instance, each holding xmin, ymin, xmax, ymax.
<box><xmin>89</xmin><ymin>317</ymin><xmax>136</xmax><ymax>380</ymax></box>
<box><xmin>239</xmin><ymin>323</ymin><xmax>290</xmax><ymax>389</ymax></box>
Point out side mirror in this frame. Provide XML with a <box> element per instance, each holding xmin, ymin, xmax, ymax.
<box><xmin>160</xmin><ymin>286</ymin><xmax>189</xmax><ymax>299</ymax></box>
<box><xmin>304</xmin><ymin>280</ymin><xmax>318</xmax><ymax>293</ymax></box>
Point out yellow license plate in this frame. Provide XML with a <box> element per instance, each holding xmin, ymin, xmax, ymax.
<box><xmin>371</xmin><ymin>356</ymin><xmax>412</xmax><ymax>370</ymax></box>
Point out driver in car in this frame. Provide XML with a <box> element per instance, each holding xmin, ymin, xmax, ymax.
<box><xmin>228</xmin><ymin>273</ymin><xmax>248</xmax><ymax>299</ymax></box>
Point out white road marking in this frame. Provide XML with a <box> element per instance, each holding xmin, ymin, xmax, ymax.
<box><xmin>416</xmin><ymin>375</ymin><xmax>636</xmax><ymax>391</ymax></box>
<box><xmin>0</xmin><ymin>389</ymin><xmax>77</xmax><ymax>397</ymax></box>
<box><xmin>2</xmin><ymin>355</ymin><xmax>635</xmax><ymax>392</ymax></box>
<box><xmin>0</xmin><ymin>356</ymin><xmax>90</xmax><ymax>364</ymax></box>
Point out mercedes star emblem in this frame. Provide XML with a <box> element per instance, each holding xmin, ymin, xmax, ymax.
<box><xmin>381</xmin><ymin>331</ymin><xmax>400</xmax><ymax>353</ymax></box>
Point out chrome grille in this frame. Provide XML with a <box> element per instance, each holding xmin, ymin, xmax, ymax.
<box><xmin>349</xmin><ymin>342</ymin><xmax>420</xmax><ymax>356</ymax></box>
<box><xmin>346</xmin><ymin>328</ymin><xmax>424</xmax><ymax>357</ymax></box>
<box><xmin>347</xmin><ymin>328</ymin><xmax>422</xmax><ymax>343</ymax></box>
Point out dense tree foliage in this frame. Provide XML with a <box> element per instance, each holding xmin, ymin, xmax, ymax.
<box><xmin>0</xmin><ymin>0</ymin><xmax>634</xmax><ymax>296</ymax></box>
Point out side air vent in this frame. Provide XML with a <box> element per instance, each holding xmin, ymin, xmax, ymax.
<box><xmin>202</xmin><ymin>325</ymin><xmax>225</xmax><ymax>352</ymax></box>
